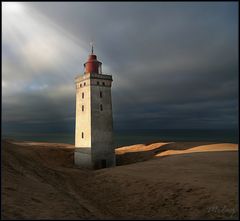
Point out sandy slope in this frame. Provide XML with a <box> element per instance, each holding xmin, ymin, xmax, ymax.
<box><xmin>2</xmin><ymin>140</ymin><xmax>239</xmax><ymax>219</ymax></box>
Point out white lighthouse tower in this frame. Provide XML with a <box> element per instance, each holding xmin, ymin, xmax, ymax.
<box><xmin>74</xmin><ymin>44</ymin><xmax>115</xmax><ymax>169</ymax></box>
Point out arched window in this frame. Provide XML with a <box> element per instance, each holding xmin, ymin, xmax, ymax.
<box><xmin>82</xmin><ymin>132</ymin><xmax>84</xmax><ymax>139</ymax></box>
<box><xmin>84</xmin><ymin>82</ymin><xmax>86</xmax><ymax>86</ymax></box>
<box><xmin>82</xmin><ymin>92</ymin><xmax>84</xmax><ymax>99</ymax></box>
<box><xmin>82</xmin><ymin>105</ymin><xmax>84</xmax><ymax>111</ymax></box>
<box><xmin>100</xmin><ymin>91</ymin><xmax>102</xmax><ymax>98</ymax></box>
<box><xmin>102</xmin><ymin>82</ymin><xmax>105</xmax><ymax>86</ymax></box>
<box><xmin>80</xmin><ymin>84</ymin><xmax>82</xmax><ymax>87</ymax></box>
<box><xmin>100</xmin><ymin>104</ymin><xmax>103</xmax><ymax>111</ymax></box>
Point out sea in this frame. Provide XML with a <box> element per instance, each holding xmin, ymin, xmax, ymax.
<box><xmin>2</xmin><ymin>129</ymin><xmax>238</xmax><ymax>147</ymax></box>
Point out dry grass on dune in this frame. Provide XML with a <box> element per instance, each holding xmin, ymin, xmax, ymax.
<box><xmin>2</xmin><ymin>139</ymin><xmax>239</xmax><ymax>219</ymax></box>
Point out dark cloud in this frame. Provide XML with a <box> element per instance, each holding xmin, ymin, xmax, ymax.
<box><xmin>2</xmin><ymin>2</ymin><xmax>238</xmax><ymax>134</ymax></box>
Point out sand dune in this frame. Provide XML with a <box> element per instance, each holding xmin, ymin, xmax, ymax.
<box><xmin>2</xmin><ymin>139</ymin><xmax>238</xmax><ymax>219</ymax></box>
<box><xmin>116</xmin><ymin>142</ymin><xmax>238</xmax><ymax>164</ymax></box>
<box><xmin>156</xmin><ymin>143</ymin><xmax>238</xmax><ymax>157</ymax></box>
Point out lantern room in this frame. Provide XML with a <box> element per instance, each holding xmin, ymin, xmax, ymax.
<box><xmin>84</xmin><ymin>54</ymin><xmax>102</xmax><ymax>74</ymax></box>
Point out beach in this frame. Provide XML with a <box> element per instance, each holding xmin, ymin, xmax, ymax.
<box><xmin>2</xmin><ymin>139</ymin><xmax>238</xmax><ymax>219</ymax></box>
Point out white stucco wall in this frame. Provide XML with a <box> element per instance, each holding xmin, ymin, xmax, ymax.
<box><xmin>75</xmin><ymin>74</ymin><xmax>91</xmax><ymax>148</ymax></box>
<box><xmin>91</xmin><ymin>77</ymin><xmax>115</xmax><ymax>168</ymax></box>
<box><xmin>74</xmin><ymin>148</ymin><xmax>92</xmax><ymax>168</ymax></box>
<box><xmin>74</xmin><ymin>72</ymin><xmax>115</xmax><ymax>169</ymax></box>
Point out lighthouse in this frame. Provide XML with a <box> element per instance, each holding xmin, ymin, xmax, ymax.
<box><xmin>74</xmin><ymin>44</ymin><xmax>115</xmax><ymax>169</ymax></box>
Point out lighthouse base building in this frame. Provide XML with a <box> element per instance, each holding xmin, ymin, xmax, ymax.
<box><xmin>74</xmin><ymin>48</ymin><xmax>115</xmax><ymax>169</ymax></box>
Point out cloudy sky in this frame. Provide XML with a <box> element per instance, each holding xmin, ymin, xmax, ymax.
<box><xmin>2</xmin><ymin>2</ymin><xmax>238</xmax><ymax>134</ymax></box>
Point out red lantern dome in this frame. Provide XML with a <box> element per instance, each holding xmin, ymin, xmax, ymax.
<box><xmin>84</xmin><ymin>43</ymin><xmax>102</xmax><ymax>74</ymax></box>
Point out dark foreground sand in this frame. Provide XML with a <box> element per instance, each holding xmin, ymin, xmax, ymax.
<box><xmin>2</xmin><ymin>140</ymin><xmax>239</xmax><ymax>219</ymax></box>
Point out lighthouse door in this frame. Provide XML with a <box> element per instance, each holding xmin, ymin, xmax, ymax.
<box><xmin>101</xmin><ymin>159</ymin><xmax>107</xmax><ymax>168</ymax></box>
